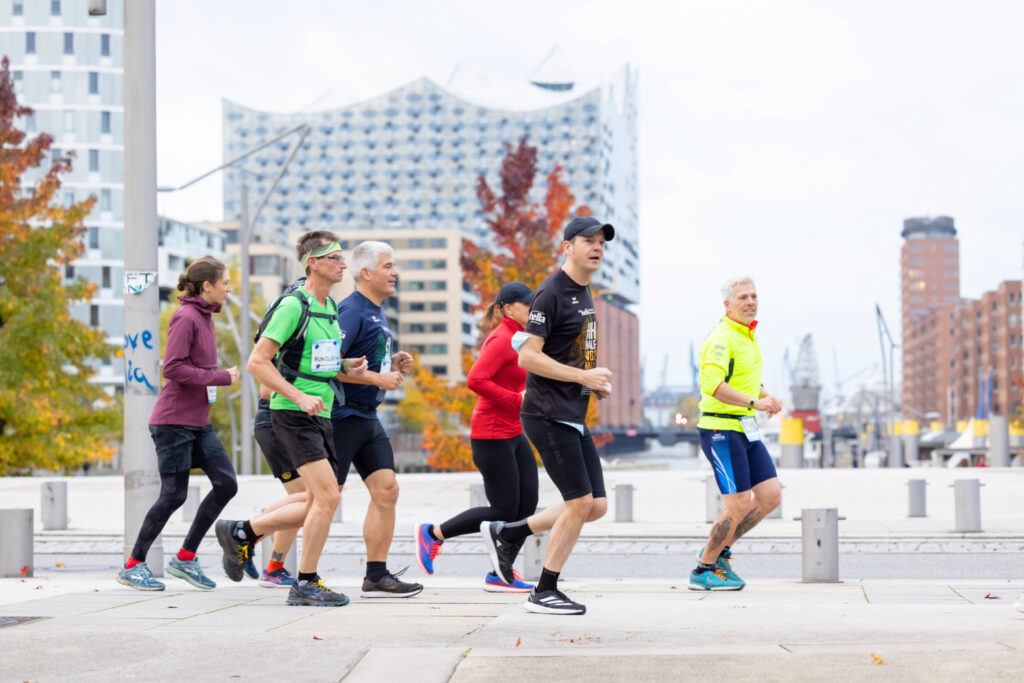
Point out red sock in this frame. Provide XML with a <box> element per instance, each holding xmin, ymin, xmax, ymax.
<box><xmin>177</xmin><ymin>549</ymin><xmax>195</xmax><ymax>562</ymax></box>
<box><xmin>267</xmin><ymin>560</ymin><xmax>284</xmax><ymax>573</ymax></box>
<box><xmin>125</xmin><ymin>557</ymin><xmax>143</xmax><ymax>569</ymax></box>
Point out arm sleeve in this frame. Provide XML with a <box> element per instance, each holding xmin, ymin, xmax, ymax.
<box><xmin>337</xmin><ymin>302</ymin><xmax>363</xmax><ymax>356</ymax></box>
<box><xmin>161</xmin><ymin>314</ymin><xmax>230</xmax><ymax>386</ymax></box>
<box><xmin>523</xmin><ymin>286</ymin><xmax>556</xmax><ymax>339</ymax></box>
<box><xmin>699</xmin><ymin>332</ymin><xmax>732</xmax><ymax>397</ymax></box>
<box><xmin>466</xmin><ymin>331</ymin><xmax>523</xmax><ymax>410</ymax></box>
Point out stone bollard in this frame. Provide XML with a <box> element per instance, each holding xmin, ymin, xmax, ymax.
<box><xmin>181</xmin><ymin>485</ymin><xmax>201</xmax><ymax>523</ymax></box>
<box><xmin>797</xmin><ymin>508</ymin><xmax>842</xmax><ymax>582</ymax></box>
<box><xmin>906</xmin><ymin>479</ymin><xmax>927</xmax><ymax>517</ymax></box>
<box><xmin>988</xmin><ymin>415</ymin><xmax>1010</xmax><ymax>467</ymax></box>
<box><xmin>614</xmin><ymin>484</ymin><xmax>634</xmax><ymax>522</ymax></box>
<box><xmin>766</xmin><ymin>483</ymin><xmax>786</xmax><ymax>519</ymax></box>
<box><xmin>0</xmin><ymin>509</ymin><xmax>34</xmax><ymax>578</ymax></box>
<box><xmin>41</xmin><ymin>481</ymin><xmax>68</xmax><ymax>531</ymax></box>
<box><xmin>705</xmin><ymin>475</ymin><xmax>723</xmax><ymax>523</ymax></box>
<box><xmin>260</xmin><ymin>533</ymin><xmax>298</xmax><ymax>576</ymax></box>
<box><xmin>469</xmin><ymin>483</ymin><xmax>487</xmax><ymax>509</ymax></box>
<box><xmin>522</xmin><ymin>532</ymin><xmax>549</xmax><ymax>582</ymax></box>
<box><xmin>952</xmin><ymin>479</ymin><xmax>983</xmax><ymax>532</ymax></box>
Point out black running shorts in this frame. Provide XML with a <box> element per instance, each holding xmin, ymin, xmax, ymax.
<box><xmin>255</xmin><ymin>425</ymin><xmax>300</xmax><ymax>482</ymax></box>
<box><xmin>522</xmin><ymin>416</ymin><xmax>606</xmax><ymax>501</ymax></box>
<box><xmin>331</xmin><ymin>415</ymin><xmax>394</xmax><ymax>486</ymax></box>
<box><xmin>270</xmin><ymin>410</ymin><xmax>336</xmax><ymax>471</ymax></box>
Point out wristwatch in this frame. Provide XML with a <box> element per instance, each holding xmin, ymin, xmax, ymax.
<box><xmin>748</xmin><ymin>398</ymin><xmax>755</xmax><ymax>408</ymax></box>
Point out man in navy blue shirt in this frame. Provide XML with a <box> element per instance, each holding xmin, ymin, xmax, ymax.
<box><xmin>332</xmin><ymin>240</ymin><xmax>422</xmax><ymax>598</ymax></box>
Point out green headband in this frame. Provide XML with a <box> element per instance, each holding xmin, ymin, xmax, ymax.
<box><xmin>301</xmin><ymin>242</ymin><xmax>342</xmax><ymax>269</ymax></box>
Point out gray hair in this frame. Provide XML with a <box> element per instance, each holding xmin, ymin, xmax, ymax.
<box><xmin>351</xmin><ymin>240</ymin><xmax>394</xmax><ymax>277</ymax></box>
<box><xmin>721</xmin><ymin>276</ymin><xmax>755</xmax><ymax>301</ymax></box>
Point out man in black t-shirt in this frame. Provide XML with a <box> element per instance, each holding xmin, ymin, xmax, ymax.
<box><xmin>480</xmin><ymin>216</ymin><xmax>614</xmax><ymax>615</ymax></box>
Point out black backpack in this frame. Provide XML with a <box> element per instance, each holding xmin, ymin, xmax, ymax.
<box><xmin>254</xmin><ymin>285</ymin><xmax>345</xmax><ymax>406</ymax></box>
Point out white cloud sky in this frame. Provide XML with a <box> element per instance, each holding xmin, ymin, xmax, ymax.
<box><xmin>153</xmin><ymin>0</ymin><xmax>1024</xmax><ymax>395</ymax></box>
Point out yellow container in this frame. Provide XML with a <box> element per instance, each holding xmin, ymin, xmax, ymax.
<box><xmin>956</xmin><ymin>420</ymin><xmax>968</xmax><ymax>434</ymax></box>
<box><xmin>1010</xmin><ymin>420</ymin><xmax>1024</xmax><ymax>436</ymax></box>
<box><xmin>973</xmin><ymin>419</ymin><xmax>988</xmax><ymax>436</ymax></box>
<box><xmin>780</xmin><ymin>417</ymin><xmax>804</xmax><ymax>445</ymax></box>
<box><xmin>903</xmin><ymin>420</ymin><xmax>919</xmax><ymax>435</ymax></box>
<box><xmin>930</xmin><ymin>421</ymin><xmax>944</xmax><ymax>433</ymax></box>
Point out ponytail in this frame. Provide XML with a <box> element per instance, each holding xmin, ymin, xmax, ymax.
<box><xmin>177</xmin><ymin>256</ymin><xmax>226</xmax><ymax>297</ymax></box>
<box><xmin>481</xmin><ymin>302</ymin><xmax>503</xmax><ymax>329</ymax></box>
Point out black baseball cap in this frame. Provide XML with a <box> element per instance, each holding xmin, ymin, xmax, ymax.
<box><xmin>496</xmin><ymin>282</ymin><xmax>533</xmax><ymax>307</ymax></box>
<box><xmin>563</xmin><ymin>216</ymin><xmax>615</xmax><ymax>242</ymax></box>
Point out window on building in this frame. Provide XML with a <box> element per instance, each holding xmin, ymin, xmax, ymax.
<box><xmin>12</xmin><ymin>71</ymin><xmax>22</xmax><ymax>94</ymax></box>
<box><xmin>25</xmin><ymin>32</ymin><xmax>35</xmax><ymax>55</ymax></box>
<box><xmin>409</xmin><ymin>238</ymin><xmax>425</xmax><ymax>248</ymax></box>
<box><xmin>430</xmin><ymin>323</ymin><xmax>446</xmax><ymax>333</ymax></box>
<box><xmin>63</xmin><ymin>190</ymin><xmax>73</xmax><ymax>206</ymax></box>
<box><xmin>427</xmin><ymin>281</ymin><xmax>446</xmax><ymax>291</ymax></box>
<box><xmin>90</xmin><ymin>305</ymin><xmax>99</xmax><ymax>326</ymax></box>
<box><xmin>429</xmin><ymin>259</ymin><xmax>446</xmax><ymax>269</ymax></box>
<box><xmin>252</xmin><ymin>255</ymin><xmax>280</xmax><ymax>275</ymax></box>
<box><xmin>101</xmin><ymin>34</ymin><xmax>110</xmax><ymax>57</ymax></box>
<box><xmin>101</xmin><ymin>111</ymin><xmax>111</xmax><ymax>134</ymax></box>
<box><xmin>13</xmin><ymin>1</ymin><xmax>23</xmax><ymax>16</ymax></box>
<box><xmin>462</xmin><ymin>302</ymin><xmax>472</xmax><ymax>313</ymax></box>
<box><xmin>65</xmin><ymin>264</ymin><xmax>74</xmax><ymax>279</ymax></box>
<box><xmin>88</xmin><ymin>227</ymin><xmax>99</xmax><ymax>249</ymax></box>
<box><xmin>428</xmin><ymin>238</ymin><xmax>446</xmax><ymax>248</ymax></box>
<box><xmin>63</xmin><ymin>32</ymin><xmax>73</xmax><ymax>55</ymax></box>
<box><xmin>88</xmin><ymin>72</ymin><xmax>99</xmax><ymax>95</ymax></box>
<box><xmin>100</xmin><ymin>189</ymin><xmax>111</xmax><ymax>211</ymax></box>
<box><xmin>404</xmin><ymin>259</ymin><xmax>425</xmax><ymax>270</ymax></box>
<box><xmin>430</xmin><ymin>301</ymin><xmax>446</xmax><ymax>312</ymax></box>
<box><xmin>428</xmin><ymin>344</ymin><xmax>447</xmax><ymax>354</ymax></box>
<box><xmin>25</xmin><ymin>112</ymin><xmax>35</xmax><ymax>131</ymax></box>
<box><xmin>50</xmin><ymin>71</ymin><xmax>61</xmax><ymax>93</ymax></box>
<box><xmin>462</xmin><ymin>323</ymin><xmax>472</xmax><ymax>334</ymax></box>
<box><xmin>408</xmin><ymin>302</ymin><xmax>425</xmax><ymax>312</ymax></box>
<box><xmin>51</xmin><ymin>147</ymin><xmax>62</xmax><ymax>163</ymax></box>
<box><xmin>405</xmin><ymin>281</ymin><xmax>423</xmax><ymax>291</ymax></box>
<box><xmin>51</xmin><ymin>0</ymin><xmax>60</xmax><ymax>16</ymax></box>
<box><xmin>408</xmin><ymin>323</ymin><xmax>425</xmax><ymax>333</ymax></box>
<box><xmin>63</xmin><ymin>110</ymin><xmax>74</xmax><ymax>133</ymax></box>
<box><xmin>102</xmin><ymin>266</ymin><xmax>111</xmax><ymax>289</ymax></box>
<box><xmin>89</xmin><ymin>149</ymin><xmax>99</xmax><ymax>172</ymax></box>
<box><xmin>431</xmin><ymin>365</ymin><xmax>447</xmax><ymax>376</ymax></box>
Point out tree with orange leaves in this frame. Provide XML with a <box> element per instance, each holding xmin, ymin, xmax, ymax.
<box><xmin>0</xmin><ymin>58</ymin><xmax>120</xmax><ymax>474</ymax></box>
<box><xmin>406</xmin><ymin>137</ymin><xmax>608</xmax><ymax>470</ymax></box>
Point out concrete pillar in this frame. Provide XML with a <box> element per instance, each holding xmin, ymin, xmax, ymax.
<box><xmin>902</xmin><ymin>421</ymin><xmax>920</xmax><ymax>465</ymax></box>
<box><xmin>259</xmin><ymin>533</ymin><xmax>297</xmax><ymax>576</ymax></box>
<box><xmin>181</xmin><ymin>485</ymin><xmax>200</xmax><ymax>523</ymax></box>
<box><xmin>469</xmin><ymin>483</ymin><xmax>487</xmax><ymax>509</ymax></box>
<box><xmin>614</xmin><ymin>484</ymin><xmax>634</xmax><ymax>522</ymax></box>
<box><xmin>705</xmin><ymin>475</ymin><xmax>723</xmax><ymax>523</ymax></box>
<box><xmin>988</xmin><ymin>415</ymin><xmax>1010</xmax><ymax>467</ymax></box>
<box><xmin>906</xmin><ymin>479</ymin><xmax>927</xmax><ymax>517</ymax></box>
<box><xmin>953</xmin><ymin>479</ymin><xmax>983</xmax><ymax>532</ymax></box>
<box><xmin>972</xmin><ymin>420</ymin><xmax>988</xmax><ymax>450</ymax></box>
<box><xmin>780</xmin><ymin>418</ymin><xmax>803</xmax><ymax>468</ymax></box>
<box><xmin>0</xmin><ymin>509</ymin><xmax>33</xmax><ymax>578</ymax></box>
<box><xmin>1009</xmin><ymin>420</ymin><xmax>1024</xmax><ymax>449</ymax></box>
<box><xmin>522</xmin><ymin>532</ymin><xmax>549</xmax><ymax>582</ymax></box>
<box><xmin>799</xmin><ymin>508</ymin><xmax>839</xmax><ymax>583</ymax></box>
<box><xmin>888</xmin><ymin>420</ymin><xmax>903</xmax><ymax>468</ymax></box>
<box><xmin>41</xmin><ymin>481</ymin><xmax>68</xmax><ymax>531</ymax></box>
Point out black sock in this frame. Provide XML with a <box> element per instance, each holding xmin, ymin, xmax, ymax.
<box><xmin>428</xmin><ymin>524</ymin><xmax>444</xmax><ymax>543</ymax></box>
<box><xmin>721</xmin><ymin>545</ymin><xmax>732</xmax><ymax>559</ymax></box>
<box><xmin>366</xmin><ymin>561</ymin><xmax>388</xmax><ymax>582</ymax></box>
<box><xmin>297</xmin><ymin>571</ymin><xmax>318</xmax><ymax>585</ymax></box>
<box><xmin>498</xmin><ymin>519</ymin><xmax>532</xmax><ymax>545</ymax></box>
<box><xmin>537</xmin><ymin>567</ymin><xmax>559</xmax><ymax>593</ymax></box>
<box><xmin>233</xmin><ymin>520</ymin><xmax>259</xmax><ymax>545</ymax></box>
<box><xmin>694</xmin><ymin>561</ymin><xmax>717</xmax><ymax>575</ymax></box>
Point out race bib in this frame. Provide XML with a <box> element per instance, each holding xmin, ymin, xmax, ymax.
<box><xmin>740</xmin><ymin>415</ymin><xmax>761</xmax><ymax>442</ymax></box>
<box><xmin>311</xmin><ymin>339</ymin><xmax>341</xmax><ymax>372</ymax></box>
<box><xmin>206</xmin><ymin>386</ymin><xmax>217</xmax><ymax>404</ymax></box>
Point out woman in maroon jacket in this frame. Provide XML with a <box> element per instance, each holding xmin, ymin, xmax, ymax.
<box><xmin>414</xmin><ymin>282</ymin><xmax>537</xmax><ymax>592</ymax></box>
<box><xmin>117</xmin><ymin>257</ymin><xmax>240</xmax><ymax>592</ymax></box>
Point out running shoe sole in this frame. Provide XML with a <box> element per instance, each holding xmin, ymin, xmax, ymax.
<box><xmin>523</xmin><ymin>599</ymin><xmax>586</xmax><ymax>615</ymax></box>
<box><xmin>285</xmin><ymin>595</ymin><xmax>350</xmax><ymax>607</ymax></box>
<box><xmin>360</xmin><ymin>585</ymin><xmax>424</xmax><ymax>599</ymax></box>
<box><xmin>258</xmin><ymin>579</ymin><xmax>291</xmax><ymax>589</ymax></box>
<box><xmin>414</xmin><ymin>523</ymin><xmax>434</xmax><ymax>575</ymax></box>
<box><xmin>687</xmin><ymin>582</ymin><xmax>745</xmax><ymax>591</ymax></box>
<box><xmin>116</xmin><ymin>576</ymin><xmax>164</xmax><ymax>591</ymax></box>
<box><xmin>166</xmin><ymin>565</ymin><xmax>215</xmax><ymax>591</ymax></box>
<box><xmin>484</xmin><ymin>582</ymin><xmax>532</xmax><ymax>593</ymax></box>
<box><xmin>479</xmin><ymin>521</ymin><xmax>513</xmax><ymax>584</ymax></box>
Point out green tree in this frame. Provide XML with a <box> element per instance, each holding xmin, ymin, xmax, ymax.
<box><xmin>0</xmin><ymin>58</ymin><xmax>120</xmax><ymax>474</ymax></box>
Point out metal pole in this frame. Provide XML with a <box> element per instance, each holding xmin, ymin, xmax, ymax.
<box><xmin>240</xmin><ymin>184</ymin><xmax>253</xmax><ymax>476</ymax></box>
<box><xmin>122</xmin><ymin>0</ymin><xmax>163</xmax><ymax>573</ymax></box>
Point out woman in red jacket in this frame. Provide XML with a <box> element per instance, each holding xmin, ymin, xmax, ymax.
<box><xmin>414</xmin><ymin>282</ymin><xmax>537</xmax><ymax>592</ymax></box>
<box><xmin>117</xmin><ymin>257</ymin><xmax>240</xmax><ymax>592</ymax></box>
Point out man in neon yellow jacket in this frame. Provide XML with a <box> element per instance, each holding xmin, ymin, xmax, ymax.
<box><xmin>690</xmin><ymin>276</ymin><xmax>783</xmax><ymax>591</ymax></box>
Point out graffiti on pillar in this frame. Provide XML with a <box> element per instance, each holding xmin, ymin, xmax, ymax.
<box><xmin>124</xmin><ymin>329</ymin><xmax>156</xmax><ymax>393</ymax></box>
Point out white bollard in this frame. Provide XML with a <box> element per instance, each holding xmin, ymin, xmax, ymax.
<box><xmin>907</xmin><ymin>479</ymin><xmax>927</xmax><ymax>517</ymax></box>
<box><xmin>952</xmin><ymin>479</ymin><xmax>983</xmax><ymax>532</ymax></box>
<box><xmin>260</xmin><ymin>533</ymin><xmax>298</xmax><ymax>576</ymax></box>
<box><xmin>469</xmin><ymin>483</ymin><xmax>487</xmax><ymax>508</ymax></box>
<box><xmin>181</xmin><ymin>485</ymin><xmax>200</xmax><ymax>523</ymax></box>
<box><xmin>522</xmin><ymin>532</ymin><xmax>549</xmax><ymax>582</ymax></box>
<box><xmin>0</xmin><ymin>509</ymin><xmax>34</xmax><ymax>578</ymax></box>
<box><xmin>798</xmin><ymin>508</ymin><xmax>842</xmax><ymax>583</ymax></box>
<box><xmin>41</xmin><ymin>481</ymin><xmax>68</xmax><ymax>530</ymax></box>
<box><xmin>614</xmin><ymin>484</ymin><xmax>634</xmax><ymax>522</ymax></box>
<box><xmin>988</xmin><ymin>415</ymin><xmax>1010</xmax><ymax>467</ymax></box>
<box><xmin>705</xmin><ymin>475</ymin><xmax>723</xmax><ymax>523</ymax></box>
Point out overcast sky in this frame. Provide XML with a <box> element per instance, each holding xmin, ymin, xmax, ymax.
<box><xmin>153</xmin><ymin>0</ymin><xmax>1024</xmax><ymax>395</ymax></box>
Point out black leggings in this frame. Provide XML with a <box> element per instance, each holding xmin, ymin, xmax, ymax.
<box><xmin>130</xmin><ymin>456</ymin><xmax>238</xmax><ymax>562</ymax></box>
<box><xmin>439</xmin><ymin>434</ymin><xmax>539</xmax><ymax>539</ymax></box>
